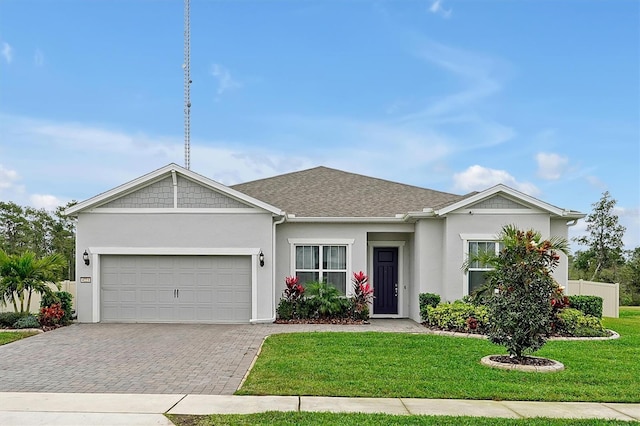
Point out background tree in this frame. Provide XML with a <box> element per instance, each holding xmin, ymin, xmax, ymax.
<box><xmin>0</xmin><ymin>201</ymin><xmax>76</xmax><ymax>280</ymax></box>
<box><xmin>574</xmin><ymin>191</ymin><xmax>626</xmax><ymax>281</ymax></box>
<box><xmin>0</xmin><ymin>250</ymin><xmax>66</xmax><ymax>313</ymax></box>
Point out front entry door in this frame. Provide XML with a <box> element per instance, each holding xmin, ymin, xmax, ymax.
<box><xmin>373</xmin><ymin>247</ymin><xmax>398</xmax><ymax>315</ymax></box>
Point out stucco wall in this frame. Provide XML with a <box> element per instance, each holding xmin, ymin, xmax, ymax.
<box><xmin>274</xmin><ymin>222</ymin><xmax>414</xmax><ymax>316</ymax></box>
<box><xmin>442</xmin><ymin>212</ymin><xmax>551</xmax><ymax>302</ymax></box>
<box><xmin>411</xmin><ymin>219</ymin><xmax>445</xmax><ymax>322</ymax></box>
<box><xmin>75</xmin><ymin>212</ymin><xmax>274</xmax><ymax>323</ymax></box>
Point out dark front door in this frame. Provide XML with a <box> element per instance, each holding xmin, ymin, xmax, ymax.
<box><xmin>373</xmin><ymin>247</ymin><xmax>398</xmax><ymax>315</ymax></box>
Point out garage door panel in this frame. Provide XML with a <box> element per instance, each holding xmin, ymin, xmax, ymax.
<box><xmin>101</xmin><ymin>255</ymin><xmax>251</xmax><ymax>323</ymax></box>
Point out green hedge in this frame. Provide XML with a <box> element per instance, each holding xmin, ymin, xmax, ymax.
<box><xmin>0</xmin><ymin>312</ymin><xmax>26</xmax><ymax>327</ymax></box>
<box><xmin>425</xmin><ymin>301</ymin><xmax>488</xmax><ymax>333</ymax></box>
<box><xmin>568</xmin><ymin>295</ymin><xmax>603</xmax><ymax>318</ymax></box>
<box><xmin>419</xmin><ymin>293</ymin><xmax>441</xmax><ymax>322</ymax></box>
<box><xmin>557</xmin><ymin>308</ymin><xmax>607</xmax><ymax>337</ymax></box>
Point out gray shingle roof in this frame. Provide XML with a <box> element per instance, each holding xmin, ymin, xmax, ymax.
<box><xmin>231</xmin><ymin>166</ymin><xmax>467</xmax><ymax>217</ymax></box>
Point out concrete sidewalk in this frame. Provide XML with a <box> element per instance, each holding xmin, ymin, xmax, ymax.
<box><xmin>0</xmin><ymin>393</ymin><xmax>638</xmax><ymax>425</ymax></box>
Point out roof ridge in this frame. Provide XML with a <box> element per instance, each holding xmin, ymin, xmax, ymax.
<box><xmin>232</xmin><ymin>165</ymin><xmax>460</xmax><ymax>197</ymax></box>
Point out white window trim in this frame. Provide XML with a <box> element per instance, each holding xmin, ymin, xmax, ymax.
<box><xmin>288</xmin><ymin>239</ymin><xmax>354</xmax><ymax>295</ymax></box>
<box><xmin>460</xmin><ymin>234</ymin><xmax>499</xmax><ymax>296</ymax></box>
<box><xmin>367</xmin><ymin>241</ymin><xmax>405</xmax><ymax>318</ymax></box>
<box><xmin>87</xmin><ymin>247</ymin><xmax>261</xmax><ymax>323</ymax></box>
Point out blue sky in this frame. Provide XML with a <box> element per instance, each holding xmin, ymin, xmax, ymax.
<box><xmin>0</xmin><ymin>0</ymin><xmax>638</xmax><ymax>250</ymax></box>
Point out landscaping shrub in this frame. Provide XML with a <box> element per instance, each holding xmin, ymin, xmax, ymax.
<box><xmin>13</xmin><ymin>315</ymin><xmax>40</xmax><ymax>329</ymax></box>
<box><xmin>276</xmin><ymin>272</ymin><xmax>373</xmax><ymax>322</ymax></box>
<box><xmin>425</xmin><ymin>301</ymin><xmax>488</xmax><ymax>333</ymax></box>
<box><xmin>0</xmin><ymin>312</ymin><xmax>26</xmax><ymax>328</ymax></box>
<box><xmin>419</xmin><ymin>293</ymin><xmax>441</xmax><ymax>321</ymax></box>
<box><xmin>468</xmin><ymin>225</ymin><xmax>568</xmax><ymax>359</ymax></box>
<box><xmin>41</xmin><ymin>290</ymin><xmax>74</xmax><ymax>325</ymax></box>
<box><xmin>557</xmin><ymin>308</ymin><xmax>607</xmax><ymax>337</ymax></box>
<box><xmin>305</xmin><ymin>282</ymin><xmax>349</xmax><ymax>318</ymax></box>
<box><xmin>351</xmin><ymin>271</ymin><xmax>374</xmax><ymax>321</ymax></box>
<box><xmin>39</xmin><ymin>303</ymin><xmax>65</xmax><ymax>327</ymax></box>
<box><xmin>568</xmin><ymin>295</ymin><xmax>603</xmax><ymax>318</ymax></box>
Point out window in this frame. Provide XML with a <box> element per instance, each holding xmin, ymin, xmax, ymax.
<box><xmin>467</xmin><ymin>241</ymin><xmax>502</xmax><ymax>294</ymax></box>
<box><xmin>295</xmin><ymin>245</ymin><xmax>347</xmax><ymax>294</ymax></box>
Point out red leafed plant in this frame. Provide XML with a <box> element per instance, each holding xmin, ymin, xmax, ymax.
<box><xmin>283</xmin><ymin>276</ymin><xmax>305</xmax><ymax>302</ymax></box>
<box><xmin>39</xmin><ymin>303</ymin><xmax>65</xmax><ymax>327</ymax></box>
<box><xmin>351</xmin><ymin>271</ymin><xmax>374</xmax><ymax>320</ymax></box>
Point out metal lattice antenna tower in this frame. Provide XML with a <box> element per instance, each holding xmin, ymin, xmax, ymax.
<box><xmin>183</xmin><ymin>0</ymin><xmax>191</xmax><ymax>169</ymax></box>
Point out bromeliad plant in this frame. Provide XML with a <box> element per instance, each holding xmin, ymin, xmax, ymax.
<box><xmin>351</xmin><ymin>271</ymin><xmax>374</xmax><ymax>320</ymax></box>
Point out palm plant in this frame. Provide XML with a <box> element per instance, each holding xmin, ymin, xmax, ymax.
<box><xmin>0</xmin><ymin>250</ymin><xmax>65</xmax><ymax>313</ymax></box>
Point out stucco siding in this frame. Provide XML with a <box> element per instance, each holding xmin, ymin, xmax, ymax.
<box><xmin>442</xmin><ymin>212</ymin><xmax>551</xmax><ymax>302</ymax></box>
<box><xmin>412</xmin><ymin>219</ymin><xmax>445</xmax><ymax>322</ymax></box>
<box><xmin>274</xmin><ymin>222</ymin><xmax>414</xmax><ymax>316</ymax></box>
<box><xmin>550</xmin><ymin>218</ymin><xmax>570</xmax><ymax>287</ymax></box>
<box><xmin>75</xmin><ymin>212</ymin><xmax>274</xmax><ymax>323</ymax></box>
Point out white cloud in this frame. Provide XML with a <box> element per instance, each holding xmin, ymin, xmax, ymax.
<box><xmin>30</xmin><ymin>194</ymin><xmax>66</xmax><ymax>211</ymax></box>
<box><xmin>1</xmin><ymin>42</ymin><xmax>13</xmax><ymax>64</ymax></box>
<box><xmin>211</xmin><ymin>63</ymin><xmax>242</xmax><ymax>97</ymax></box>
<box><xmin>536</xmin><ymin>152</ymin><xmax>568</xmax><ymax>180</ymax></box>
<box><xmin>452</xmin><ymin>165</ymin><xmax>540</xmax><ymax>196</ymax></box>
<box><xmin>429</xmin><ymin>0</ymin><xmax>452</xmax><ymax>18</ymax></box>
<box><xmin>0</xmin><ymin>164</ymin><xmax>19</xmax><ymax>189</ymax></box>
<box><xmin>34</xmin><ymin>49</ymin><xmax>44</xmax><ymax>67</ymax></box>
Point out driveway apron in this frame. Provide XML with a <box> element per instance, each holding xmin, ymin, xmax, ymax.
<box><xmin>0</xmin><ymin>320</ymin><xmax>425</xmax><ymax>395</ymax></box>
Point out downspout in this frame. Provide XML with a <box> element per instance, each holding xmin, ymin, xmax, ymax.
<box><xmin>566</xmin><ymin>219</ymin><xmax>578</xmax><ymax>227</ymax></box>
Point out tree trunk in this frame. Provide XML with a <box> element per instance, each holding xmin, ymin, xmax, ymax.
<box><xmin>590</xmin><ymin>262</ymin><xmax>602</xmax><ymax>281</ymax></box>
<box><xmin>26</xmin><ymin>289</ymin><xmax>33</xmax><ymax>314</ymax></box>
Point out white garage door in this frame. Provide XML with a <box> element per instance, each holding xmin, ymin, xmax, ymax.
<box><xmin>100</xmin><ymin>255</ymin><xmax>251</xmax><ymax>323</ymax></box>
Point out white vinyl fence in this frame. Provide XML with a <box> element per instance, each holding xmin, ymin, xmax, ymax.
<box><xmin>0</xmin><ymin>280</ymin><xmax>77</xmax><ymax>314</ymax></box>
<box><xmin>567</xmin><ymin>279</ymin><xmax>619</xmax><ymax>318</ymax></box>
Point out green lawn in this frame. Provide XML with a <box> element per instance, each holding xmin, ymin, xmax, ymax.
<box><xmin>167</xmin><ymin>412</ymin><xmax>637</xmax><ymax>426</ymax></box>
<box><xmin>0</xmin><ymin>331</ymin><xmax>39</xmax><ymax>345</ymax></box>
<box><xmin>237</xmin><ymin>307</ymin><xmax>640</xmax><ymax>402</ymax></box>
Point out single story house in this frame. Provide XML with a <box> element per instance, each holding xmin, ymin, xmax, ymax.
<box><xmin>66</xmin><ymin>163</ymin><xmax>584</xmax><ymax>324</ymax></box>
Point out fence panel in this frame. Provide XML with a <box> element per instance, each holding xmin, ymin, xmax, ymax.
<box><xmin>567</xmin><ymin>279</ymin><xmax>619</xmax><ymax>318</ymax></box>
<box><xmin>0</xmin><ymin>280</ymin><xmax>77</xmax><ymax>314</ymax></box>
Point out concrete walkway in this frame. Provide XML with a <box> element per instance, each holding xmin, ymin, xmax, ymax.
<box><xmin>0</xmin><ymin>393</ymin><xmax>638</xmax><ymax>425</ymax></box>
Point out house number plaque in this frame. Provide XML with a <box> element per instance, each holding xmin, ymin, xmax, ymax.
<box><xmin>80</xmin><ymin>277</ymin><xmax>92</xmax><ymax>283</ymax></box>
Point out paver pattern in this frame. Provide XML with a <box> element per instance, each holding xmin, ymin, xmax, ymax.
<box><xmin>0</xmin><ymin>319</ymin><xmax>425</xmax><ymax>395</ymax></box>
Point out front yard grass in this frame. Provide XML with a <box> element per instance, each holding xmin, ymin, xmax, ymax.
<box><xmin>237</xmin><ymin>307</ymin><xmax>640</xmax><ymax>402</ymax></box>
<box><xmin>167</xmin><ymin>412</ymin><xmax>637</xmax><ymax>426</ymax></box>
<box><xmin>0</xmin><ymin>331</ymin><xmax>39</xmax><ymax>346</ymax></box>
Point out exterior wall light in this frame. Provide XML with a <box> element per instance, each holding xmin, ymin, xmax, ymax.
<box><xmin>259</xmin><ymin>250</ymin><xmax>265</xmax><ymax>267</ymax></box>
<box><xmin>83</xmin><ymin>250</ymin><xmax>90</xmax><ymax>266</ymax></box>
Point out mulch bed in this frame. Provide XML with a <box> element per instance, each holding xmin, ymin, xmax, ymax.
<box><xmin>489</xmin><ymin>355</ymin><xmax>557</xmax><ymax>366</ymax></box>
<box><xmin>274</xmin><ymin>318</ymin><xmax>369</xmax><ymax>325</ymax></box>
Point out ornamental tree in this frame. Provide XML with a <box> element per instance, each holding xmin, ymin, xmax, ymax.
<box><xmin>468</xmin><ymin>225</ymin><xmax>568</xmax><ymax>359</ymax></box>
<box><xmin>575</xmin><ymin>191</ymin><xmax>626</xmax><ymax>281</ymax></box>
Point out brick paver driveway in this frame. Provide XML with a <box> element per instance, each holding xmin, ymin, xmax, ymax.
<box><xmin>0</xmin><ymin>320</ymin><xmax>425</xmax><ymax>394</ymax></box>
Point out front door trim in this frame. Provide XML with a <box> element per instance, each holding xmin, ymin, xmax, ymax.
<box><xmin>368</xmin><ymin>241</ymin><xmax>405</xmax><ymax>318</ymax></box>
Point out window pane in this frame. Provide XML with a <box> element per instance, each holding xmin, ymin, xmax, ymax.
<box><xmin>325</xmin><ymin>272</ymin><xmax>346</xmax><ymax>294</ymax></box>
<box><xmin>469</xmin><ymin>241</ymin><xmax>496</xmax><ymax>268</ymax></box>
<box><xmin>323</xmin><ymin>246</ymin><xmax>346</xmax><ymax>270</ymax></box>
<box><xmin>296</xmin><ymin>246</ymin><xmax>319</xmax><ymax>269</ymax></box>
<box><xmin>469</xmin><ymin>271</ymin><xmax>487</xmax><ymax>294</ymax></box>
<box><xmin>296</xmin><ymin>272</ymin><xmax>319</xmax><ymax>286</ymax></box>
